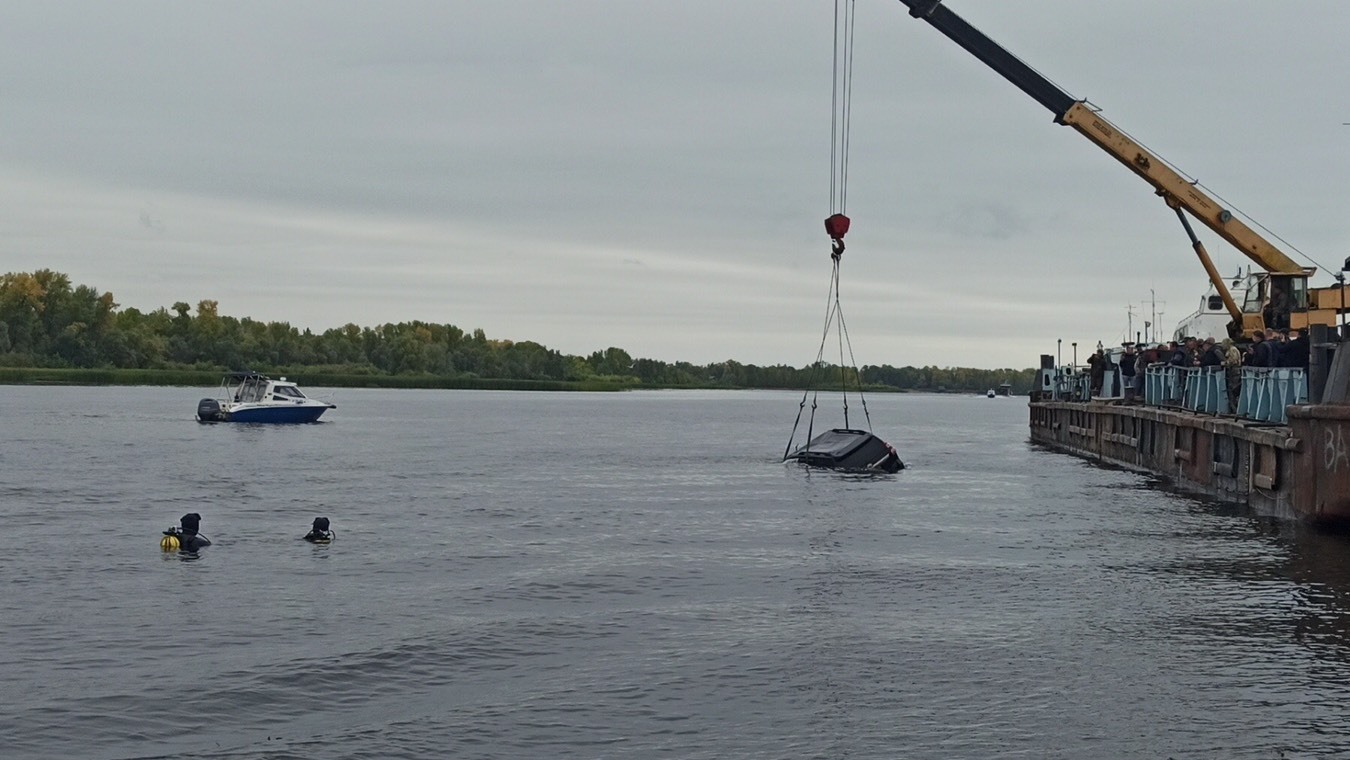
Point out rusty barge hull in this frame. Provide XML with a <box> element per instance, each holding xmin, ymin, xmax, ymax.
<box><xmin>1029</xmin><ymin>401</ymin><xmax>1350</xmax><ymax>523</ymax></box>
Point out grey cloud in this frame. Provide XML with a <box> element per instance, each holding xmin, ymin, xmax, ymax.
<box><xmin>0</xmin><ymin>0</ymin><xmax>1345</xmax><ymax>369</ymax></box>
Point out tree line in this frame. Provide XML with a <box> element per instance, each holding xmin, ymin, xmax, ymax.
<box><xmin>0</xmin><ymin>270</ymin><xmax>1034</xmax><ymax>392</ymax></box>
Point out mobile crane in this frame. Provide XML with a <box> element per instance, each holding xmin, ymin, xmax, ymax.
<box><xmin>896</xmin><ymin>0</ymin><xmax>1348</xmax><ymax>338</ymax></box>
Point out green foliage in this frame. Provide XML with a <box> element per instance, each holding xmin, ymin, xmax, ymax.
<box><xmin>0</xmin><ymin>270</ymin><xmax>1035</xmax><ymax>392</ymax></box>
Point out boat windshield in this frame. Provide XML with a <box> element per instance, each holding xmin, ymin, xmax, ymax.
<box><xmin>228</xmin><ymin>374</ymin><xmax>270</xmax><ymax>403</ymax></box>
<box><xmin>273</xmin><ymin>386</ymin><xmax>305</xmax><ymax>398</ymax></box>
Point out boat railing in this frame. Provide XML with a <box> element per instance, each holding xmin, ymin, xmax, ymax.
<box><xmin>1236</xmin><ymin>367</ymin><xmax>1307</xmax><ymax>425</ymax></box>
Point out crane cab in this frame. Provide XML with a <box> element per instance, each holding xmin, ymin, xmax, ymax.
<box><xmin>1268</xmin><ymin>272</ymin><xmax>1311</xmax><ymax>332</ymax></box>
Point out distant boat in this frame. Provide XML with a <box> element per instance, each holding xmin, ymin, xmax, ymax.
<box><xmin>986</xmin><ymin>389</ymin><xmax>996</xmax><ymax>398</ymax></box>
<box><xmin>196</xmin><ymin>372</ymin><xmax>335</xmax><ymax>423</ymax></box>
<box><xmin>995</xmin><ymin>382</ymin><xmax>1013</xmax><ymax>397</ymax></box>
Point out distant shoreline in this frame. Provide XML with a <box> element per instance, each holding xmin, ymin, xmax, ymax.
<box><xmin>0</xmin><ymin>367</ymin><xmax>932</xmax><ymax>393</ymax></box>
<box><xmin>0</xmin><ymin>367</ymin><xmax>634</xmax><ymax>391</ymax></box>
<box><xmin>1</xmin><ymin>270</ymin><xmax>1033</xmax><ymax>395</ymax></box>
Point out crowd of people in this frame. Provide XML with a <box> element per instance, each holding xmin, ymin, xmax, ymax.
<box><xmin>1082</xmin><ymin>327</ymin><xmax>1310</xmax><ymax>406</ymax></box>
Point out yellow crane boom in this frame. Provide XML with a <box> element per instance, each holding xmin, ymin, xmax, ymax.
<box><xmin>896</xmin><ymin>0</ymin><xmax>1334</xmax><ymax>335</ymax></box>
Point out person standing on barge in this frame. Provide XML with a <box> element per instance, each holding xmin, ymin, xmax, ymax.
<box><xmin>1251</xmin><ymin>330</ymin><xmax>1275</xmax><ymax>367</ymax></box>
<box><xmin>1282</xmin><ymin>329</ymin><xmax>1310</xmax><ymax>370</ymax></box>
<box><xmin>1087</xmin><ymin>348</ymin><xmax>1106</xmax><ymax>398</ymax></box>
<box><xmin>1266</xmin><ymin>328</ymin><xmax>1287</xmax><ymax>368</ymax></box>
<box><xmin>1222</xmin><ymin>338</ymin><xmax>1243</xmax><ymax>408</ymax></box>
<box><xmin>1119</xmin><ymin>343</ymin><xmax>1138</xmax><ymax>401</ymax></box>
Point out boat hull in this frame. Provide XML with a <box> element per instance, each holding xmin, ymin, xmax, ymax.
<box><xmin>219</xmin><ymin>403</ymin><xmax>332</xmax><ymax>423</ymax></box>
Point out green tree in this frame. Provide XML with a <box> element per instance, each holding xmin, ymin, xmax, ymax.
<box><xmin>587</xmin><ymin>347</ymin><xmax>633</xmax><ymax>377</ymax></box>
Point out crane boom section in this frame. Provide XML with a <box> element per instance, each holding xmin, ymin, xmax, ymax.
<box><xmin>1059</xmin><ymin>103</ymin><xmax>1304</xmax><ymax>275</ymax></box>
<box><xmin>898</xmin><ymin>0</ymin><xmax>1076</xmax><ymax>116</ymax></box>
<box><xmin>898</xmin><ymin>0</ymin><xmax>1308</xmax><ymax>277</ymax></box>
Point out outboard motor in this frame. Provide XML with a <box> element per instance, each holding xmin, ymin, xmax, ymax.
<box><xmin>197</xmin><ymin>398</ymin><xmax>223</xmax><ymax>422</ymax></box>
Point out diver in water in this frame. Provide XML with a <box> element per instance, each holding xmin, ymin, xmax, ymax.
<box><xmin>303</xmin><ymin>517</ymin><xmax>334</xmax><ymax>543</ymax></box>
<box><xmin>163</xmin><ymin>512</ymin><xmax>212</xmax><ymax>551</ymax></box>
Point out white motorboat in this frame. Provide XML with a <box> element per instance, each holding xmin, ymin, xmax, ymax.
<box><xmin>196</xmin><ymin>372</ymin><xmax>335</xmax><ymax>423</ymax></box>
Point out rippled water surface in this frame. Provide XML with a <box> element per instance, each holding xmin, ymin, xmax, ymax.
<box><xmin>5</xmin><ymin>387</ymin><xmax>1350</xmax><ymax>759</ymax></box>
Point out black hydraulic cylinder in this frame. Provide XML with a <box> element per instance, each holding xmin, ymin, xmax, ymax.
<box><xmin>897</xmin><ymin>0</ymin><xmax>1077</xmax><ymax>120</ymax></box>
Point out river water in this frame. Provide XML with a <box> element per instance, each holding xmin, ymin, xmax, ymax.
<box><xmin>4</xmin><ymin>387</ymin><xmax>1350</xmax><ymax>759</ymax></box>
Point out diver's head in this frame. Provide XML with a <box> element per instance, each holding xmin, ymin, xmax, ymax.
<box><xmin>312</xmin><ymin>517</ymin><xmax>330</xmax><ymax>532</ymax></box>
<box><xmin>180</xmin><ymin>512</ymin><xmax>202</xmax><ymax>535</ymax></box>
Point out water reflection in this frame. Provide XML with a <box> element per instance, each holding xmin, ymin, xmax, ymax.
<box><xmin>1143</xmin><ymin>491</ymin><xmax>1350</xmax><ymax>673</ymax></box>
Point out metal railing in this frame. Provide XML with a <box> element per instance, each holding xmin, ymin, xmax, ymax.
<box><xmin>1143</xmin><ymin>363</ymin><xmax>1183</xmax><ymax>407</ymax></box>
<box><xmin>1235</xmin><ymin>367</ymin><xmax>1307</xmax><ymax>424</ymax></box>
<box><xmin>1142</xmin><ymin>363</ymin><xmax>1306</xmax><ymax>424</ymax></box>
<box><xmin>1182</xmin><ymin>366</ymin><xmax>1229</xmax><ymax>415</ymax></box>
<box><xmin>1053</xmin><ymin>370</ymin><xmax>1090</xmax><ymax>401</ymax></box>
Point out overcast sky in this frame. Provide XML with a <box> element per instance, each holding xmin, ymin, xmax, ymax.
<box><xmin>2</xmin><ymin>1</ymin><xmax>1346</xmax><ymax>369</ymax></box>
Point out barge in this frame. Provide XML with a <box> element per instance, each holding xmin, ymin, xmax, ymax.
<box><xmin>1029</xmin><ymin>327</ymin><xmax>1350</xmax><ymax>524</ymax></box>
